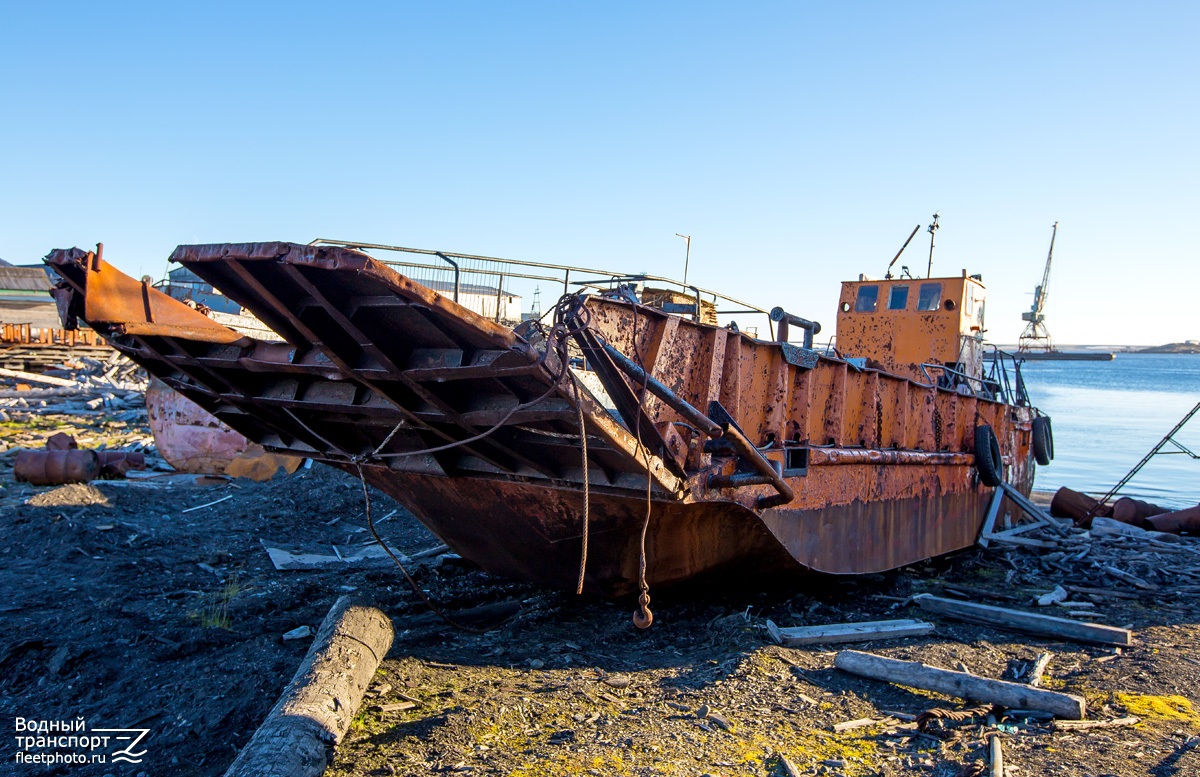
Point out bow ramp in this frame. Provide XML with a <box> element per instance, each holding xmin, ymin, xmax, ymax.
<box><xmin>46</xmin><ymin>242</ymin><xmax>682</xmax><ymax>496</ymax></box>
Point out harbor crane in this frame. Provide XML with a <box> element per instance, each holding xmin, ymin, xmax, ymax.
<box><xmin>1018</xmin><ymin>222</ymin><xmax>1058</xmax><ymax>353</ymax></box>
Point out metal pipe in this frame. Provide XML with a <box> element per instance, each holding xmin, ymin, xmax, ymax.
<box><xmin>688</xmin><ymin>285</ymin><xmax>703</xmax><ymax>323</ymax></box>
<box><xmin>600</xmin><ymin>343</ymin><xmax>723</xmax><ymax>439</ymax></box>
<box><xmin>309</xmin><ymin>239</ymin><xmax>773</xmax><ymax>321</ymax></box>
<box><xmin>926</xmin><ymin>212</ymin><xmax>940</xmax><ymax>278</ymax></box>
<box><xmin>707</xmin><ymin>471</ymin><xmax>779</xmax><ymax>489</ymax></box>
<box><xmin>885</xmin><ymin>224</ymin><xmax>921</xmax><ymax>279</ymax></box>
<box><xmin>676</xmin><ymin>233</ymin><xmax>691</xmax><ymax>285</ymax></box>
<box><xmin>435</xmin><ymin>252</ymin><xmax>460</xmax><ymax>302</ymax></box>
<box><xmin>770</xmin><ymin>307</ymin><xmax>822</xmax><ymax>349</ymax></box>
<box><xmin>720</xmin><ymin>424</ymin><xmax>795</xmax><ymax>507</ymax></box>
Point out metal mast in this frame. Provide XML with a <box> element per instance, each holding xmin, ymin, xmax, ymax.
<box><xmin>925</xmin><ymin>212</ymin><xmax>940</xmax><ymax>278</ymax></box>
<box><xmin>1019</xmin><ymin>222</ymin><xmax>1058</xmax><ymax>353</ymax></box>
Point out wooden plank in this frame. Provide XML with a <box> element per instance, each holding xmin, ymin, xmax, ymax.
<box><xmin>834</xmin><ymin>650</ymin><xmax>1087</xmax><ymax>719</ymax></box>
<box><xmin>979</xmin><ymin>533</ymin><xmax>1059</xmax><ymax>549</ymax></box>
<box><xmin>1053</xmin><ymin>716</ymin><xmax>1140</xmax><ymax>731</ymax></box>
<box><xmin>912</xmin><ymin>594</ymin><xmax>1133</xmax><ymax>646</ymax></box>
<box><xmin>1027</xmin><ymin>652</ymin><xmax>1053</xmax><ymax>687</ymax></box>
<box><xmin>989</xmin><ymin>734</ymin><xmax>1004</xmax><ymax>777</ymax></box>
<box><xmin>977</xmin><ymin>488</ymin><xmax>1004</xmax><ymax>548</ymax></box>
<box><xmin>766</xmin><ymin>618</ymin><xmax>934</xmax><ymax>646</ymax></box>
<box><xmin>1001</xmin><ymin>483</ymin><xmax>1069</xmax><ymax>536</ymax></box>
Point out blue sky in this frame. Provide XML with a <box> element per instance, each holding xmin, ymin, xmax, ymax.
<box><xmin>2</xmin><ymin>2</ymin><xmax>1196</xmax><ymax>345</ymax></box>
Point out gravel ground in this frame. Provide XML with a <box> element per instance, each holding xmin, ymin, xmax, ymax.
<box><xmin>2</xmin><ymin>408</ymin><xmax>1199</xmax><ymax>777</ymax></box>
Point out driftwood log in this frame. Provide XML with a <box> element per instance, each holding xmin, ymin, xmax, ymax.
<box><xmin>223</xmin><ymin>596</ymin><xmax>394</xmax><ymax>777</ymax></box>
<box><xmin>834</xmin><ymin>650</ymin><xmax>1087</xmax><ymax>719</ymax></box>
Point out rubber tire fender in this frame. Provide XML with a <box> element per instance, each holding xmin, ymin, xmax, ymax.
<box><xmin>973</xmin><ymin>424</ymin><xmax>1004</xmax><ymax>487</ymax></box>
<box><xmin>1032</xmin><ymin>416</ymin><xmax>1054</xmax><ymax>466</ymax></box>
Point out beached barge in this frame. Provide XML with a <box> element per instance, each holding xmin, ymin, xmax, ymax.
<box><xmin>45</xmin><ymin>242</ymin><xmax>1048</xmax><ymax>607</ymax></box>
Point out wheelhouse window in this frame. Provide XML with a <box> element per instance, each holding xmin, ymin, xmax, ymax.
<box><xmin>917</xmin><ymin>283</ymin><xmax>942</xmax><ymax>311</ymax></box>
<box><xmin>887</xmin><ymin>285</ymin><xmax>909</xmax><ymax>310</ymax></box>
<box><xmin>854</xmin><ymin>285</ymin><xmax>879</xmax><ymax>312</ymax></box>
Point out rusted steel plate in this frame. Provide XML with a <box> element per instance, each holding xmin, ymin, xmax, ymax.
<box><xmin>145</xmin><ymin>377</ymin><xmax>250</xmax><ymax>475</ymax></box>
<box><xmin>356</xmin><ymin>466</ymin><xmax>794</xmax><ymax>596</ymax></box>
<box><xmin>45</xmin><ymin>246</ymin><xmax>245</xmax><ymax>344</ymax></box>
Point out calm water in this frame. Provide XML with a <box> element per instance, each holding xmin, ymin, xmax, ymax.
<box><xmin>1018</xmin><ymin>354</ymin><xmax>1199</xmax><ymax>507</ymax></box>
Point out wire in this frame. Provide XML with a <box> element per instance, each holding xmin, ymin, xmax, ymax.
<box><xmin>351</xmin><ymin>293</ymin><xmax>594</xmax><ymax>629</ymax></box>
<box><xmin>573</xmin><ymin>377</ymin><xmax>590</xmax><ymax>595</ymax></box>
<box><xmin>355</xmin><ymin>462</ymin><xmax>484</xmax><ymax>634</ymax></box>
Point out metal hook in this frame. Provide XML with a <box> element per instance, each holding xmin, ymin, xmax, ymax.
<box><xmin>633</xmin><ymin>592</ymin><xmax>653</xmax><ymax>629</ymax></box>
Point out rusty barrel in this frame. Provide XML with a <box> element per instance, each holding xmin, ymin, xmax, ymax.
<box><xmin>97</xmin><ymin>451</ymin><xmax>146</xmax><ymax>477</ymax></box>
<box><xmin>14</xmin><ymin>450</ymin><xmax>100</xmax><ymax>485</ymax></box>
<box><xmin>1147</xmin><ymin>505</ymin><xmax>1200</xmax><ymax>534</ymax></box>
<box><xmin>1111</xmin><ymin>497</ymin><xmax>1170</xmax><ymax>528</ymax></box>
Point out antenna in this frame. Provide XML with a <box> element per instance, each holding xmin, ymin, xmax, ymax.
<box><xmin>530</xmin><ymin>286</ymin><xmax>542</xmax><ymax>320</ymax></box>
<box><xmin>925</xmin><ymin>212</ymin><xmax>940</xmax><ymax>278</ymax></box>
<box><xmin>885</xmin><ymin>224</ymin><xmax>921</xmax><ymax>279</ymax></box>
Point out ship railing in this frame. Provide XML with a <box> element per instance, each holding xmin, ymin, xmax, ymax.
<box><xmin>982</xmin><ymin>345</ymin><xmax>1031</xmax><ymax>407</ymax></box>
<box><xmin>308</xmin><ymin>238</ymin><xmax>788</xmax><ymax>338</ymax></box>
<box><xmin>919</xmin><ymin>354</ymin><xmax>1027</xmax><ymax>407</ymax></box>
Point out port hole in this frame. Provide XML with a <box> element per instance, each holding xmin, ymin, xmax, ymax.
<box><xmin>783</xmin><ymin>447</ymin><xmax>809</xmax><ymax>476</ymax></box>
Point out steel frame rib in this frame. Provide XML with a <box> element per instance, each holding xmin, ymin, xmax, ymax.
<box><xmin>277</xmin><ymin>262</ymin><xmax>567</xmax><ymax>479</ymax></box>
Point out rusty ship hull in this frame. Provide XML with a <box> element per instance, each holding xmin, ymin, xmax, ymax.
<box><xmin>45</xmin><ymin>242</ymin><xmax>1039</xmax><ymax>596</ymax></box>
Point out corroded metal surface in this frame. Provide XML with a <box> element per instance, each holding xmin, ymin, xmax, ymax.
<box><xmin>45</xmin><ymin>241</ymin><xmax>1044</xmax><ymax>594</ymax></box>
<box><xmin>46</xmin><ymin>246</ymin><xmax>245</xmax><ymax>344</ymax></box>
<box><xmin>145</xmin><ymin>377</ymin><xmax>249</xmax><ymax>475</ymax></box>
<box><xmin>834</xmin><ymin>274</ymin><xmax>986</xmax><ymax>382</ymax></box>
<box><xmin>14</xmin><ymin>450</ymin><xmax>100</xmax><ymax>485</ymax></box>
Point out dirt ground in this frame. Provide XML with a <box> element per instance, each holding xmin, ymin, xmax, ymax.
<box><xmin>2</xmin><ymin>408</ymin><xmax>1199</xmax><ymax>777</ymax></box>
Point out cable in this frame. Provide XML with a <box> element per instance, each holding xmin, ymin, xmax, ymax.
<box><xmin>353</xmin><ymin>290</ymin><xmax>599</xmax><ymax>626</ymax></box>
<box><xmin>573</xmin><ymin>377</ymin><xmax>590</xmax><ymax>595</ymax></box>
<box><xmin>628</xmin><ymin>300</ymin><xmax>655</xmax><ymax>629</ymax></box>
<box><xmin>355</xmin><ymin>462</ymin><xmax>484</xmax><ymax>633</ymax></box>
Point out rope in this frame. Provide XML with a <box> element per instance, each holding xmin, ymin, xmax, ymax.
<box><xmin>916</xmin><ymin>703</ymin><xmax>999</xmax><ymax>732</ymax></box>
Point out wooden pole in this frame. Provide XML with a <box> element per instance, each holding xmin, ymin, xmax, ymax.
<box><xmin>912</xmin><ymin>594</ymin><xmax>1133</xmax><ymax>646</ymax></box>
<box><xmin>0</xmin><ymin>367</ymin><xmax>77</xmax><ymax>387</ymax></box>
<box><xmin>223</xmin><ymin>596</ymin><xmax>394</xmax><ymax>777</ymax></box>
<box><xmin>834</xmin><ymin>650</ymin><xmax>1087</xmax><ymax>719</ymax></box>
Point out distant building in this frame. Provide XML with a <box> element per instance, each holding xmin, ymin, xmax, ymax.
<box><xmin>161</xmin><ymin>267</ymin><xmax>243</xmax><ymax>314</ymax></box>
<box><xmin>415</xmin><ymin>278</ymin><xmax>522</xmax><ymax>325</ymax></box>
<box><xmin>0</xmin><ymin>265</ymin><xmax>60</xmax><ymax>330</ymax></box>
